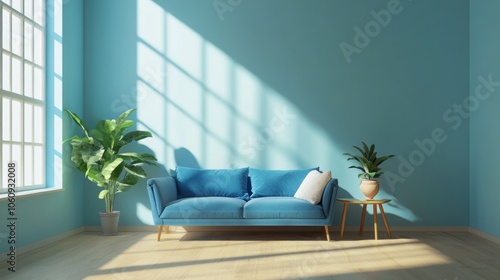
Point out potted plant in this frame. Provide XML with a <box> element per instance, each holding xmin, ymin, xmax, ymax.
<box><xmin>65</xmin><ymin>108</ymin><xmax>157</xmax><ymax>235</ymax></box>
<box><xmin>343</xmin><ymin>141</ymin><xmax>394</xmax><ymax>199</ymax></box>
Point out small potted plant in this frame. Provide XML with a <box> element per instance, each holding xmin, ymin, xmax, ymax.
<box><xmin>65</xmin><ymin>108</ymin><xmax>157</xmax><ymax>235</ymax></box>
<box><xmin>343</xmin><ymin>141</ymin><xmax>394</xmax><ymax>199</ymax></box>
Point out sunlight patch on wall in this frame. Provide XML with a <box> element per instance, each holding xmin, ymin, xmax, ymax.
<box><xmin>137</xmin><ymin>0</ymin><xmax>164</xmax><ymax>53</ymax></box>
<box><xmin>52</xmin><ymin>0</ymin><xmax>63</xmax><ymax>189</ymax></box>
<box><xmin>136</xmin><ymin>202</ymin><xmax>153</xmax><ymax>224</ymax></box>
<box><xmin>165</xmin><ymin>13</ymin><xmax>203</xmax><ymax>81</ymax></box>
<box><xmin>135</xmin><ymin>0</ymin><xmax>334</xmax><ymax>171</ymax></box>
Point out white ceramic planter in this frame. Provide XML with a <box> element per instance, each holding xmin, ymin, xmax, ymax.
<box><xmin>360</xmin><ymin>180</ymin><xmax>379</xmax><ymax>200</ymax></box>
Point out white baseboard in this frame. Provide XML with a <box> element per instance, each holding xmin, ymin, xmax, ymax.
<box><xmin>469</xmin><ymin>227</ymin><xmax>500</xmax><ymax>245</ymax></box>
<box><xmin>0</xmin><ymin>227</ymin><xmax>84</xmax><ymax>262</ymax></box>
<box><xmin>84</xmin><ymin>226</ymin><xmax>157</xmax><ymax>232</ymax></box>
<box><xmin>85</xmin><ymin>225</ymin><xmax>471</xmax><ymax>233</ymax></box>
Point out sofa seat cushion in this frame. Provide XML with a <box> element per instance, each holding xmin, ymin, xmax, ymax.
<box><xmin>160</xmin><ymin>197</ymin><xmax>245</xmax><ymax>219</ymax></box>
<box><xmin>243</xmin><ymin>197</ymin><xmax>325</xmax><ymax>219</ymax></box>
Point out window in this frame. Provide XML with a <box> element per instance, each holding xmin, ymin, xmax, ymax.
<box><xmin>1</xmin><ymin>0</ymin><xmax>46</xmax><ymax>193</ymax></box>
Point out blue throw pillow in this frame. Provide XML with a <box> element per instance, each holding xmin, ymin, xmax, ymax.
<box><xmin>175</xmin><ymin>166</ymin><xmax>249</xmax><ymax>200</ymax></box>
<box><xmin>249</xmin><ymin>167</ymin><xmax>319</xmax><ymax>198</ymax></box>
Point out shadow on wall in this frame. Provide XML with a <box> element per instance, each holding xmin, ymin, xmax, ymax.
<box><xmin>174</xmin><ymin>147</ymin><xmax>201</xmax><ymax>169</ymax></box>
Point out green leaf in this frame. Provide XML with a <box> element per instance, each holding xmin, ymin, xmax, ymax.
<box><xmin>120</xmin><ymin>173</ymin><xmax>139</xmax><ymax>185</ymax></box>
<box><xmin>369</xmin><ymin>143</ymin><xmax>375</xmax><ymax>156</ymax></box>
<box><xmin>124</xmin><ymin>164</ymin><xmax>147</xmax><ymax>178</ymax></box>
<box><xmin>65</xmin><ymin>109</ymin><xmax>90</xmax><ymax>139</ymax></box>
<box><xmin>86</xmin><ymin>166</ymin><xmax>107</xmax><ymax>187</ymax></box>
<box><xmin>116</xmin><ymin>183</ymin><xmax>132</xmax><ymax>192</ymax></box>
<box><xmin>119</xmin><ymin>152</ymin><xmax>157</xmax><ymax>163</ymax></box>
<box><xmin>98</xmin><ymin>189</ymin><xmax>110</xmax><ymax>199</ymax></box>
<box><xmin>102</xmin><ymin>158</ymin><xmax>124</xmax><ymax>181</ymax></box>
<box><xmin>122</xmin><ymin>131</ymin><xmax>152</xmax><ymax>144</ymax></box>
<box><xmin>92</xmin><ymin>120</ymin><xmax>116</xmax><ymax>149</ymax></box>
<box><xmin>110</xmin><ymin>161</ymin><xmax>125</xmax><ymax>182</ymax></box>
<box><xmin>118</xmin><ymin>152</ymin><xmax>143</xmax><ymax>161</ymax></box>
<box><xmin>116</xmin><ymin>109</ymin><xmax>135</xmax><ymax>129</ymax></box>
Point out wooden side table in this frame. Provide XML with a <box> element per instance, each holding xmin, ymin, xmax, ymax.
<box><xmin>336</xmin><ymin>198</ymin><xmax>392</xmax><ymax>240</ymax></box>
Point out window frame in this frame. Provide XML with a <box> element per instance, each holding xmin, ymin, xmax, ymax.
<box><xmin>0</xmin><ymin>0</ymin><xmax>48</xmax><ymax>195</ymax></box>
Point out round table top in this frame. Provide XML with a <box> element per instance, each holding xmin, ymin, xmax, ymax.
<box><xmin>336</xmin><ymin>198</ymin><xmax>391</xmax><ymax>204</ymax></box>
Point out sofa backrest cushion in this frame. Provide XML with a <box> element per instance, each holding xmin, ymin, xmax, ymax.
<box><xmin>175</xmin><ymin>166</ymin><xmax>249</xmax><ymax>200</ymax></box>
<box><xmin>249</xmin><ymin>167</ymin><xmax>319</xmax><ymax>198</ymax></box>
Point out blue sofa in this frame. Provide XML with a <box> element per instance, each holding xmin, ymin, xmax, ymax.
<box><xmin>147</xmin><ymin>167</ymin><xmax>339</xmax><ymax>241</ymax></box>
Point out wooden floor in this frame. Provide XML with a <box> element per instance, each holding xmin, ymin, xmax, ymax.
<box><xmin>1</xmin><ymin>230</ymin><xmax>500</xmax><ymax>279</ymax></box>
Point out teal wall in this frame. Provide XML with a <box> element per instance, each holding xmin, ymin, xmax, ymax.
<box><xmin>0</xmin><ymin>0</ymin><xmax>85</xmax><ymax>253</ymax></box>
<box><xmin>83</xmin><ymin>0</ymin><xmax>470</xmax><ymax>227</ymax></box>
<box><xmin>470</xmin><ymin>0</ymin><xmax>500</xmax><ymax>237</ymax></box>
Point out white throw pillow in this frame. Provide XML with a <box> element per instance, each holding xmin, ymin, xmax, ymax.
<box><xmin>294</xmin><ymin>170</ymin><xmax>332</xmax><ymax>204</ymax></box>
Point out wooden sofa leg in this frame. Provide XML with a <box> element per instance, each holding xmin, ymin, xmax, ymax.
<box><xmin>165</xmin><ymin>226</ymin><xmax>169</xmax><ymax>234</ymax></box>
<box><xmin>157</xmin><ymin>226</ymin><xmax>163</xmax><ymax>241</ymax></box>
<box><xmin>324</xmin><ymin>226</ymin><xmax>331</xmax><ymax>242</ymax></box>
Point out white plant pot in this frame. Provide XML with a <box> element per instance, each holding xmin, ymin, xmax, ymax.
<box><xmin>99</xmin><ymin>211</ymin><xmax>120</xmax><ymax>236</ymax></box>
<box><xmin>360</xmin><ymin>180</ymin><xmax>379</xmax><ymax>200</ymax></box>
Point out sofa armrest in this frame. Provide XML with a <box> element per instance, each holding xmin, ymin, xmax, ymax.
<box><xmin>321</xmin><ymin>178</ymin><xmax>339</xmax><ymax>217</ymax></box>
<box><xmin>147</xmin><ymin>177</ymin><xmax>178</xmax><ymax>223</ymax></box>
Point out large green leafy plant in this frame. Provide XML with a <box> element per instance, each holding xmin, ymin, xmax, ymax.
<box><xmin>65</xmin><ymin>108</ymin><xmax>157</xmax><ymax>212</ymax></box>
<box><xmin>343</xmin><ymin>141</ymin><xmax>394</xmax><ymax>180</ymax></box>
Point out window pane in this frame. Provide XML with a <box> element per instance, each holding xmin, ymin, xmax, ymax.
<box><xmin>2</xmin><ymin>98</ymin><xmax>10</xmax><ymax>140</ymax></box>
<box><xmin>12</xmin><ymin>144</ymin><xmax>22</xmax><ymax>186</ymax></box>
<box><xmin>12</xmin><ymin>0</ymin><xmax>23</xmax><ymax>13</ymax></box>
<box><xmin>33</xmin><ymin>66</ymin><xmax>43</xmax><ymax>100</ymax></box>
<box><xmin>24</xmin><ymin>145</ymin><xmax>33</xmax><ymax>186</ymax></box>
<box><xmin>12</xmin><ymin>56</ymin><xmax>22</xmax><ymax>94</ymax></box>
<box><xmin>24</xmin><ymin>62</ymin><xmax>33</xmax><ymax>97</ymax></box>
<box><xmin>33</xmin><ymin>0</ymin><xmax>44</xmax><ymax>26</ymax></box>
<box><xmin>33</xmin><ymin>105</ymin><xmax>43</xmax><ymax>143</ymax></box>
<box><xmin>33</xmin><ymin>26</ymin><xmax>43</xmax><ymax>66</ymax></box>
<box><xmin>24</xmin><ymin>0</ymin><xmax>33</xmax><ymax>19</ymax></box>
<box><xmin>34</xmin><ymin>145</ymin><xmax>43</xmax><ymax>185</ymax></box>
<box><xmin>2</xmin><ymin>8</ymin><xmax>10</xmax><ymax>51</ymax></box>
<box><xmin>24</xmin><ymin>21</ymin><xmax>33</xmax><ymax>61</ymax></box>
<box><xmin>12</xmin><ymin>13</ymin><xmax>23</xmax><ymax>56</ymax></box>
<box><xmin>11</xmin><ymin>99</ymin><xmax>22</xmax><ymax>142</ymax></box>
<box><xmin>2</xmin><ymin>53</ymin><xmax>11</xmax><ymax>91</ymax></box>
<box><xmin>2</xmin><ymin>144</ymin><xmax>11</xmax><ymax>187</ymax></box>
<box><xmin>2</xmin><ymin>0</ymin><xmax>12</xmax><ymax>6</ymax></box>
<box><xmin>24</xmin><ymin>103</ymin><xmax>33</xmax><ymax>142</ymax></box>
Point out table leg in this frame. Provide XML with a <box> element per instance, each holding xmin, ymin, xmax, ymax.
<box><xmin>379</xmin><ymin>204</ymin><xmax>391</xmax><ymax>238</ymax></box>
<box><xmin>359</xmin><ymin>204</ymin><xmax>367</xmax><ymax>235</ymax></box>
<box><xmin>373</xmin><ymin>204</ymin><xmax>378</xmax><ymax>240</ymax></box>
<box><xmin>340</xmin><ymin>203</ymin><xmax>348</xmax><ymax>240</ymax></box>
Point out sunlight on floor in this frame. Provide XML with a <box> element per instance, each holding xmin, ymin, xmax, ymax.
<box><xmin>87</xmin><ymin>233</ymin><xmax>452</xmax><ymax>279</ymax></box>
